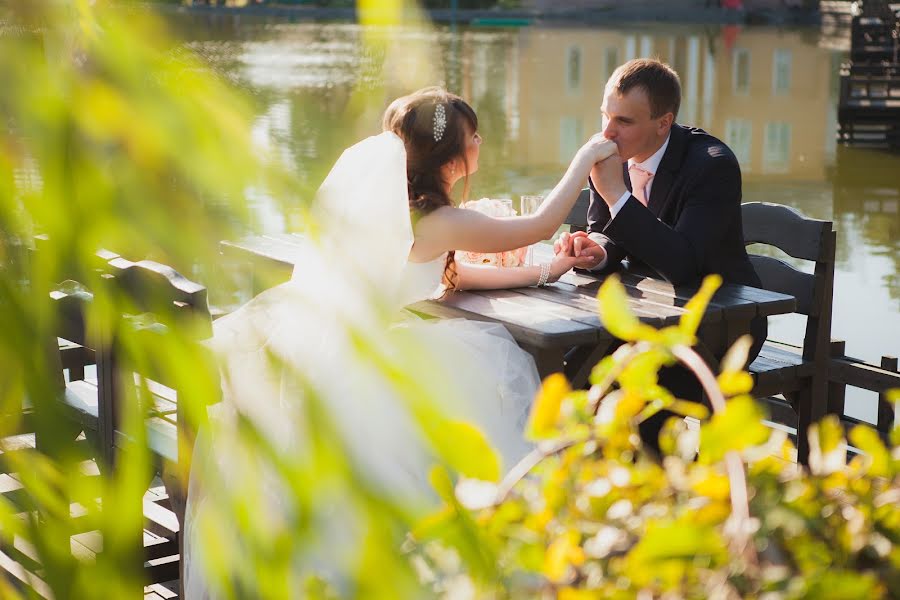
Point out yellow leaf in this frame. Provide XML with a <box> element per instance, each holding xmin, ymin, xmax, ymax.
<box><xmin>720</xmin><ymin>334</ymin><xmax>753</xmax><ymax>373</ymax></box>
<box><xmin>667</xmin><ymin>399</ymin><xmax>710</xmax><ymax>420</ymax></box>
<box><xmin>618</xmin><ymin>350</ymin><xmax>665</xmax><ymax>391</ymax></box>
<box><xmin>807</xmin><ymin>416</ymin><xmax>847</xmax><ymax>476</ymax></box>
<box><xmin>597</xmin><ymin>275</ymin><xmax>660</xmax><ymax>343</ymax></box>
<box><xmin>429</xmin><ymin>465</ymin><xmax>455</xmax><ymax>503</ymax></box>
<box><xmin>678</xmin><ymin>274</ymin><xmax>722</xmax><ymax>341</ymax></box>
<box><xmin>717</xmin><ymin>371</ymin><xmax>754</xmax><ymax>397</ymax></box>
<box><xmin>849</xmin><ymin>425</ymin><xmax>890</xmax><ymax>478</ymax></box>
<box><xmin>526</xmin><ymin>373</ymin><xmax>570</xmax><ymax>440</ymax></box>
<box><xmin>690</xmin><ymin>472</ymin><xmax>730</xmax><ymax>501</ymax></box>
<box><xmin>543</xmin><ymin>530</ymin><xmax>583</xmax><ymax>583</ymax></box>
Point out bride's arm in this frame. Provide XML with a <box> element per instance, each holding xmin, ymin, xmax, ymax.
<box><xmin>411</xmin><ymin>136</ymin><xmax>618</xmax><ymax>261</ymax></box>
<box><xmin>456</xmin><ymin>253</ymin><xmax>596</xmax><ymax>290</ymax></box>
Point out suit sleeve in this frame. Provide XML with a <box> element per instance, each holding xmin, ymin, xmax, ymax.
<box><xmin>586</xmin><ymin>177</ymin><xmax>627</xmax><ymax>273</ymax></box>
<box><xmin>600</xmin><ymin>155</ymin><xmax>741</xmax><ymax>285</ymax></box>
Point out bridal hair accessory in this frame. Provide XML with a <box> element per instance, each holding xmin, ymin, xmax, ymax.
<box><xmin>537</xmin><ymin>262</ymin><xmax>551</xmax><ymax>287</ymax></box>
<box><xmin>433</xmin><ymin>103</ymin><xmax>447</xmax><ymax>142</ymax></box>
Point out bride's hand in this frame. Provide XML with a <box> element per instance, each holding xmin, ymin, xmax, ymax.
<box><xmin>547</xmin><ymin>252</ymin><xmax>596</xmax><ymax>283</ymax></box>
<box><xmin>579</xmin><ymin>134</ymin><xmax>619</xmax><ymax>165</ymax></box>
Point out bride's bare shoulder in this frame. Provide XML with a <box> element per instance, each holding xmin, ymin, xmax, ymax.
<box><xmin>409</xmin><ymin>205</ymin><xmax>464</xmax><ymax>261</ymax></box>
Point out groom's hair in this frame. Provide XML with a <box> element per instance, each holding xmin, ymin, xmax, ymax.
<box><xmin>608</xmin><ymin>59</ymin><xmax>681</xmax><ymax>120</ymax></box>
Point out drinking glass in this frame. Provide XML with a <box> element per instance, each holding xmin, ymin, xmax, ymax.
<box><xmin>520</xmin><ymin>194</ymin><xmax>545</xmax><ymax>265</ymax></box>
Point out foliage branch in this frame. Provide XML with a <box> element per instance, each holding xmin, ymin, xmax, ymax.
<box><xmin>415</xmin><ymin>275</ymin><xmax>900</xmax><ymax>599</ymax></box>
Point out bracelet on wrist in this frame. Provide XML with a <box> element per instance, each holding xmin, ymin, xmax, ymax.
<box><xmin>537</xmin><ymin>262</ymin><xmax>551</xmax><ymax>287</ymax></box>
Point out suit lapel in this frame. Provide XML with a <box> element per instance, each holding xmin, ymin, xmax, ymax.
<box><xmin>648</xmin><ymin>124</ymin><xmax>687</xmax><ymax>214</ymax></box>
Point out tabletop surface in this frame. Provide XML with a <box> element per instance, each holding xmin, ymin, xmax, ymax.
<box><xmin>221</xmin><ymin>233</ymin><xmax>797</xmax><ymax>351</ymax></box>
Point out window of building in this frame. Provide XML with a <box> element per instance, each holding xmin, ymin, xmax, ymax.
<box><xmin>763</xmin><ymin>122</ymin><xmax>792</xmax><ymax>174</ymax></box>
<box><xmin>559</xmin><ymin>117</ymin><xmax>584</xmax><ymax>165</ymax></box>
<box><xmin>567</xmin><ymin>46</ymin><xmax>582</xmax><ymax>93</ymax></box>
<box><xmin>725</xmin><ymin>119</ymin><xmax>753</xmax><ymax>171</ymax></box>
<box><xmin>732</xmin><ymin>48</ymin><xmax>750</xmax><ymax>94</ymax></box>
<box><xmin>603</xmin><ymin>47</ymin><xmax>619</xmax><ymax>88</ymax></box>
<box><xmin>772</xmin><ymin>49</ymin><xmax>792</xmax><ymax>95</ymax></box>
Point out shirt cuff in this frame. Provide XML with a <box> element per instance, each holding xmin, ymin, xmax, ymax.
<box><xmin>609</xmin><ymin>190</ymin><xmax>631</xmax><ymax>218</ymax></box>
<box><xmin>587</xmin><ymin>232</ymin><xmax>609</xmax><ymax>271</ymax></box>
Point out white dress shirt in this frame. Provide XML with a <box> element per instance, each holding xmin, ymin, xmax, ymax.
<box><xmin>588</xmin><ymin>134</ymin><xmax>671</xmax><ymax>270</ymax></box>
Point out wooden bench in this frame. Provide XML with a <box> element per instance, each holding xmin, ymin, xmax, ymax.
<box><xmin>0</xmin><ymin>251</ymin><xmax>216</xmax><ymax>595</ymax></box>
<box><xmin>742</xmin><ymin>202</ymin><xmax>837</xmax><ymax>464</ymax></box>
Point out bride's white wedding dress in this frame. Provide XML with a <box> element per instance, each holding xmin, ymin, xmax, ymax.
<box><xmin>182</xmin><ymin>132</ymin><xmax>540</xmax><ymax>598</ymax></box>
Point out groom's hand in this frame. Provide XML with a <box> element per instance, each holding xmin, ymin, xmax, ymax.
<box><xmin>590</xmin><ymin>153</ymin><xmax>628</xmax><ymax>210</ymax></box>
<box><xmin>554</xmin><ymin>231</ymin><xmax>606</xmax><ymax>269</ymax></box>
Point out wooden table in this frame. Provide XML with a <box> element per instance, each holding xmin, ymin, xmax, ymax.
<box><xmin>220</xmin><ymin>234</ymin><xmax>796</xmax><ymax>387</ymax></box>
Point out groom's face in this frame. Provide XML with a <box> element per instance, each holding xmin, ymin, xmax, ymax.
<box><xmin>600</xmin><ymin>86</ymin><xmax>668</xmax><ymax>163</ymax></box>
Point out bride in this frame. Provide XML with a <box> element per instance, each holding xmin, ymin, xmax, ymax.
<box><xmin>183</xmin><ymin>87</ymin><xmax>618</xmax><ymax>597</ymax></box>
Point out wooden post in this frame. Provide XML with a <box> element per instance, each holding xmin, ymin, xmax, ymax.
<box><xmin>827</xmin><ymin>339</ymin><xmax>847</xmax><ymax>417</ymax></box>
<box><xmin>878</xmin><ymin>355</ymin><xmax>898</xmax><ymax>434</ymax></box>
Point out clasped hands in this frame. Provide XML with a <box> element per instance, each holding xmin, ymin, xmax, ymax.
<box><xmin>554</xmin><ymin>134</ymin><xmax>624</xmax><ymax>268</ymax></box>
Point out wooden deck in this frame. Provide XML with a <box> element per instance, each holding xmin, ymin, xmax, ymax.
<box><xmin>0</xmin><ymin>433</ymin><xmax>182</xmax><ymax>599</ymax></box>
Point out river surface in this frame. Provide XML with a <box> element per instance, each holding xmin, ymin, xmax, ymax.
<box><xmin>168</xmin><ymin>15</ymin><xmax>899</xmax><ymax>424</ymax></box>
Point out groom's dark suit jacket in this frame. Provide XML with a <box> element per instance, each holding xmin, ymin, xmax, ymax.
<box><xmin>588</xmin><ymin>123</ymin><xmax>762</xmax><ymax>290</ymax></box>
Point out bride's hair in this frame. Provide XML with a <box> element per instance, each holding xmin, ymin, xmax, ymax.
<box><xmin>382</xmin><ymin>87</ymin><xmax>478</xmax><ymax>293</ymax></box>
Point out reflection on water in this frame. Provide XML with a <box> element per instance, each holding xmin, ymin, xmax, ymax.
<box><xmin>172</xmin><ymin>16</ymin><xmax>898</xmax><ymax>422</ymax></box>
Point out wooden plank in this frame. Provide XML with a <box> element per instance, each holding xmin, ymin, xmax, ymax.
<box><xmin>0</xmin><ymin>547</ymin><xmax>52</xmax><ymax>599</ymax></box>
<box><xmin>828</xmin><ymin>357</ymin><xmax>900</xmax><ymax>391</ymax></box>
<box><xmin>519</xmin><ymin>280</ymin><xmax>684</xmax><ymax>328</ymax></box>
<box><xmin>145</xmin><ymin>538</ymin><xmax>178</xmax><ymax>562</ymax></box>
<box><xmin>219</xmin><ymin>234</ymin><xmax>305</xmax><ymax>268</ymax></box>
<box><xmin>143</xmin><ymin>498</ymin><xmax>179</xmax><ymax>534</ymax></box>
<box><xmin>757</xmin><ymin>342</ymin><xmax>816</xmax><ymax>378</ymax></box>
<box><xmin>413</xmin><ymin>290</ymin><xmax>599</xmax><ymax>348</ymax></box>
<box><xmin>540</xmin><ymin>249</ymin><xmax>733</xmax><ymax>325</ymax></box>
<box><xmin>743</xmin><ymin>202</ymin><xmax>832</xmax><ymax>262</ymax></box>
<box><xmin>145</xmin><ymin>582</ymin><xmax>179</xmax><ymax>599</ymax></box>
<box><xmin>615</xmin><ymin>271</ymin><xmax>769</xmax><ymax>322</ymax></box>
<box><xmin>145</xmin><ymin>556</ymin><xmax>179</xmax><ymax>584</ymax></box>
<box><xmin>748</xmin><ymin>256</ymin><xmax>816</xmax><ymax>316</ymax></box>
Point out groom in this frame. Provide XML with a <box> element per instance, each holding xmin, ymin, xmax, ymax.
<box><xmin>556</xmin><ymin>58</ymin><xmax>766</xmax><ymax>453</ymax></box>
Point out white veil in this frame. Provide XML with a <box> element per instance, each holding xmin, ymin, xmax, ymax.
<box><xmin>183</xmin><ymin>132</ymin><xmax>434</xmax><ymax>598</ymax></box>
<box><xmin>310</xmin><ymin>131</ymin><xmax>413</xmax><ymax>305</ymax></box>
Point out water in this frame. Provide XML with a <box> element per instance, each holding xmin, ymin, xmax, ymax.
<box><xmin>171</xmin><ymin>16</ymin><xmax>898</xmax><ymax>423</ymax></box>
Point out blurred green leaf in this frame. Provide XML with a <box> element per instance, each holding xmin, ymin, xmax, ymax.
<box><xmin>805</xmin><ymin>569</ymin><xmax>882</xmax><ymax>599</ymax></box>
<box><xmin>435</xmin><ymin>421</ymin><xmax>501</xmax><ymax>482</ymax></box>
<box><xmin>623</xmin><ymin>520</ymin><xmax>726</xmax><ymax>587</ymax></box>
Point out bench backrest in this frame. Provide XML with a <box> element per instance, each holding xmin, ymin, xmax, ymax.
<box><xmin>741</xmin><ymin>201</ymin><xmax>836</xmax><ymax>362</ymax></box>
<box><xmin>101</xmin><ymin>257</ymin><xmax>217</xmax><ymax>471</ymax></box>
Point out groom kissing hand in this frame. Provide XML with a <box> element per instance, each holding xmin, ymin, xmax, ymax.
<box><xmin>556</xmin><ymin>58</ymin><xmax>761</xmax><ymax>292</ymax></box>
<box><xmin>555</xmin><ymin>58</ymin><xmax>767</xmax><ymax>456</ymax></box>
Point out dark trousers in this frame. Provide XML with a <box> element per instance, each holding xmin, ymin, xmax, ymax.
<box><xmin>637</xmin><ymin>315</ymin><xmax>768</xmax><ymax>455</ymax></box>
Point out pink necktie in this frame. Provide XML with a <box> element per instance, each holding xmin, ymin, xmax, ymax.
<box><xmin>628</xmin><ymin>164</ymin><xmax>654</xmax><ymax>207</ymax></box>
